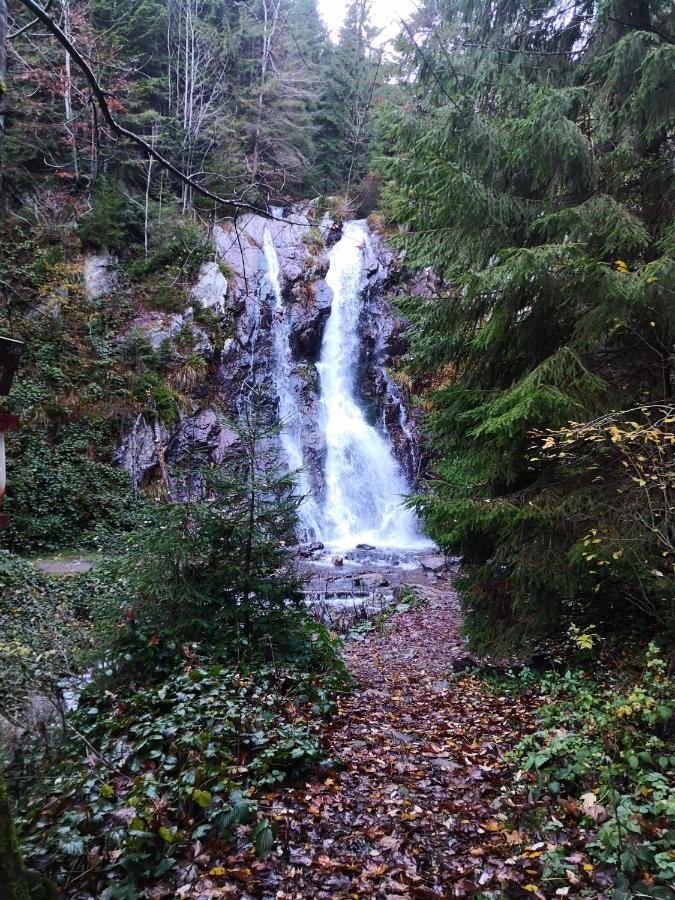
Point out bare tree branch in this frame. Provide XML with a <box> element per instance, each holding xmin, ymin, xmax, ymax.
<box><xmin>14</xmin><ymin>0</ymin><xmax>285</xmax><ymax>221</ymax></box>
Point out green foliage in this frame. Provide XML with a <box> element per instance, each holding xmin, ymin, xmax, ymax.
<box><xmin>315</xmin><ymin>0</ymin><xmax>379</xmax><ymax>194</ymax></box>
<box><xmin>99</xmin><ymin>401</ymin><xmax>307</xmax><ymax>677</ymax></box>
<box><xmin>126</xmin><ymin>218</ymin><xmax>213</xmax><ymax>281</ymax></box>
<box><xmin>2</xmin><ymin>426</ymin><xmax>140</xmax><ymax>553</ymax></box>
<box><xmin>379</xmin><ymin>0</ymin><xmax>675</xmax><ymax>650</ymax></box>
<box><xmin>0</xmin><ymin>220</ymin><xmax>222</xmax><ymax>552</ymax></box>
<box><xmin>0</xmin><ymin>766</ymin><xmax>31</xmax><ymax>900</ymax></box>
<box><xmin>132</xmin><ymin>373</ymin><xmax>182</xmax><ymax>424</ymax></box>
<box><xmin>508</xmin><ymin>644</ymin><xmax>674</xmax><ymax>894</ymax></box>
<box><xmin>78</xmin><ymin>180</ymin><xmax>144</xmax><ymax>254</ymax></box>
<box><xmin>3</xmin><ymin>395</ymin><xmax>349</xmax><ymax>897</ymax></box>
<box><xmin>0</xmin><ymin>551</ymin><xmax>120</xmax><ymax>723</ymax></box>
<box><xmin>18</xmin><ymin>646</ymin><xmax>345</xmax><ymax>895</ymax></box>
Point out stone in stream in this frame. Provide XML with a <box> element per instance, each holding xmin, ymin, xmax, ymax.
<box><xmin>356</xmin><ymin>573</ymin><xmax>390</xmax><ymax>589</ymax></box>
<box><xmin>420</xmin><ymin>555</ymin><xmax>447</xmax><ymax>573</ymax></box>
<box><xmin>296</xmin><ymin>541</ymin><xmax>325</xmax><ymax>558</ymax></box>
<box><xmin>332</xmin><ymin>556</ymin><xmax>344</xmax><ymax>567</ymax></box>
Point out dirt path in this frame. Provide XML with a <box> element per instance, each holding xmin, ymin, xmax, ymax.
<box><xmin>186</xmin><ymin>584</ymin><xmax>553</xmax><ymax>899</ymax></box>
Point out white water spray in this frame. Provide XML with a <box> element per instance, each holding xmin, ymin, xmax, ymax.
<box><xmin>264</xmin><ymin>226</ymin><xmax>321</xmax><ymax>538</ymax></box>
<box><xmin>317</xmin><ymin>221</ymin><xmax>428</xmax><ymax>549</ymax></box>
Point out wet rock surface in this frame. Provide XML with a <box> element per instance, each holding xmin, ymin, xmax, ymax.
<box><xmin>298</xmin><ymin>546</ymin><xmax>450</xmax><ymax>632</ymax></box>
<box><xmin>115</xmin><ymin>206</ymin><xmax>432</xmax><ymax>515</ymax></box>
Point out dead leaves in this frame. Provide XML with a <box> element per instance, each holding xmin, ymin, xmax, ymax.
<box><xmin>183</xmin><ymin>586</ymin><xmax>601</xmax><ymax>897</ymax></box>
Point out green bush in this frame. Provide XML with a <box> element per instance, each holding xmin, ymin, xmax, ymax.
<box><xmin>2</xmin><ymin>425</ymin><xmax>141</xmax><ymax>553</ymax></box>
<box><xmin>18</xmin><ymin>646</ymin><xmax>344</xmax><ymax>897</ymax></box>
<box><xmin>126</xmin><ymin>219</ymin><xmax>212</xmax><ymax>280</ymax></box>
<box><xmin>97</xmin><ymin>402</ymin><xmax>310</xmax><ymax>678</ymax></box>
<box><xmin>0</xmin><ymin>551</ymin><xmax>97</xmax><ymax>721</ymax></box>
<box><xmin>132</xmin><ymin>372</ymin><xmax>182</xmax><ymax>423</ymax></box>
<box><xmin>78</xmin><ymin>179</ymin><xmax>144</xmax><ymax>254</ymax></box>
<box><xmin>508</xmin><ymin>644</ymin><xmax>674</xmax><ymax>895</ymax></box>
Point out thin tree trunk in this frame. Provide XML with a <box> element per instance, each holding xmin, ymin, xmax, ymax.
<box><xmin>144</xmin><ymin>126</ymin><xmax>156</xmax><ymax>257</ymax></box>
<box><xmin>0</xmin><ymin>0</ymin><xmax>8</xmax><ymax>205</ymax></box>
<box><xmin>62</xmin><ymin>0</ymin><xmax>79</xmax><ymax>181</ymax></box>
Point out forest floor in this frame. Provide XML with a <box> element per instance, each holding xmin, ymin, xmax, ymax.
<box><xmin>183</xmin><ymin>583</ymin><xmax>581</xmax><ymax>899</ymax></box>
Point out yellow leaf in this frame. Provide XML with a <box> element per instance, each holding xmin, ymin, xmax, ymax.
<box><xmin>524</xmin><ymin>885</ymin><xmax>539</xmax><ymax>893</ymax></box>
<box><xmin>209</xmin><ymin>867</ymin><xmax>226</xmax><ymax>876</ymax></box>
<box><xmin>612</xmin><ymin>550</ymin><xmax>623</xmax><ymax>560</ymax></box>
<box><xmin>646</xmin><ymin>276</ymin><xmax>658</xmax><ymax>284</ymax></box>
<box><xmin>583</xmin><ymin>864</ymin><xmax>593</xmax><ymax>872</ymax></box>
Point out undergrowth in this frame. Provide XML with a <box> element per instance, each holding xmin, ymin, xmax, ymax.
<box><xmin>492</xmin><ymin>644</ymin><xmax>674</xmax><ymax>897</ymax></box>
<box><xmin>16</xmin><ymin>631</ymin><xmax>347</xmax><ymax>898</ymax></box>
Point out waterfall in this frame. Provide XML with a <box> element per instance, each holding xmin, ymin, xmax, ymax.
<box><xmin>316</xmin><ymin>221</ymin><xmax>428</xmax><ymax>549</ymax></box>
<box><xmin>264</xmin><ymin>226</ymin><xmax>321</xmax><ymax>538</ymax></box>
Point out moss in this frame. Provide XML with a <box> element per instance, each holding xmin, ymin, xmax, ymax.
<box><xmin>217</xmin><ymin>260</ymin><xmax>235</xmax><ymax>278</ymax></box>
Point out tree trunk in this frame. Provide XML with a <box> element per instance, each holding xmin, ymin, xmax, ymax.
<box><xmin>0</xmin><ymin>766</ymin><xmax>30</xmax><ymax>900</ymax></box>
<box><xmin>62</xmin><ymin>0</ymin><xmax>80</xmax><ymax>182</ymax></box>
<box><xmin>0</xmin><ymin>0</ymin><xmax>7</xmax><ymax>205</ymax></box>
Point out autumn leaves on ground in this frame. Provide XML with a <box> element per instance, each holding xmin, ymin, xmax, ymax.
<box><xmin>184</xmin><ymin>584</ymin><xmax>604</xmax><ymax>900</ymax></box>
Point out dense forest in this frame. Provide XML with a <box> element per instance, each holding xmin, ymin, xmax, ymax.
<box><xmin>0</xmin><ymin>0</ymin><xmax>673</xmax><ymax>898</ymax></box>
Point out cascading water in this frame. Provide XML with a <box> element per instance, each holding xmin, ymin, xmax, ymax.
<box><xmin>263</xmin><ymin>226</ymin><xmax>321</xmax><ymax>538</ymax></box>
<box><xmin>316</xmin><ymin>221</ymin><xmax>428</xmax><ymax>549</ymax></box>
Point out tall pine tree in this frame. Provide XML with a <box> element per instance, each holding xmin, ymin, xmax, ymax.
<box><xmin>315</xmin><ymin>0</ymin><xmax>379</xmax><ymax>195</ymax></box>
<box><xmin>378</xmin><ymin>0</ymin><xmax>675</xmax><ymax>649</ymax></box>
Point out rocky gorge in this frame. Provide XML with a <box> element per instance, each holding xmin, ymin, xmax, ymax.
<box><xmin>112</xmin><ymin>206</ymin><xmax>430</xmax><ymax>545</ymax></box>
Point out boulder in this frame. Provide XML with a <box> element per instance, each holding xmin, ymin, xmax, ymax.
<box><xmin>114</xmin><ymin>414</ymin><xmax>169</xmax><ymax>489</ymax></box>
<box><xmin>283</xmin><ymin>262</ymin><xmax>304</xmax><ymax>283</ymax></box>
<box><xmin>420</xmin><ymin>555</ymin><xmax>446</xmax><ymax>573</ymax></box>
<box><xmin>356</xmin><ymin>573</ymin><xmax>390</xmax><ymax>590</ymax></box>
<box><xmin>167</xmin><ymin>408</ymin><xmax>238</xmax><ymax>467</ymax></box>
<box><xmin>83</xmin><ymin>252</ymin><xmax>117</xmax><ymax>299</ymax></box>
<box><xmin>127</xmin><ymin>312</ymin><xmax>214</xmax><ymax>358</ymax></box>
<box><xmin>288</xmin><ymin>279</ymin><xmax>333</xmax><ymax>360</ymax></box>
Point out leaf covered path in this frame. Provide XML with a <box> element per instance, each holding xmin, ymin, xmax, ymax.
<box><xmin>187</xmin><ymin>584</ymin><xmax>567</xmax><ymax>898</ymax></box>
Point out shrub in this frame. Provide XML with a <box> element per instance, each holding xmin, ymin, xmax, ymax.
<box><xmin>2</xmin><ymin>425</ymin><xmax>141</xmax><ymax>553</ymax></box>
<box><xmin>19</xmin><ymin>647</ymin><xmax>344</xmax><ymax>897</ymax></box>
<box><xmin>0</xmin><ymin>551</ymin><xmax>99</xmax><ymax>725</ymax></box>
<box><xmin>78</xmin><ymin>179</ymin><xmax>144</xmax><ymax>254</ymax></box>
<box><xmin>509</xmin><ymin>644</ymin><xmax>674</xmax><ymax>895</ymax></box>
<box><xmin>126</xmin><ymin>219</ymin><xmax>212</xmax><ymax>281</ymax></box>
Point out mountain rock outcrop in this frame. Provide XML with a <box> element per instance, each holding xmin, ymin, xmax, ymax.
<box><xmin>114</xmin><ymin>206</ymin><xmax>430</xmax><ymax>509</ymax></box>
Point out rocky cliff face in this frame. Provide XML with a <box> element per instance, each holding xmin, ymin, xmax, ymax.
<box><xmin>112</xmin><ymin>206</ymin><xmax>427</xmax><ymax>506</ymax></box>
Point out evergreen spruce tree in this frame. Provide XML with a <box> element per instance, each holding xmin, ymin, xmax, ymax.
<box><xmin>315</xmin><ymin>0</ymin><xmax>379</xmax><ymax>195</ymax></box>
<box><xmin>105</xmin><ymin>396</ymin><xmax>304</xmax><ymax>679</ymax></box>
<box><xmin>378</xmin><ymin>0</ymin><xmax>675</xmax><ymax>649</ymax></box>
